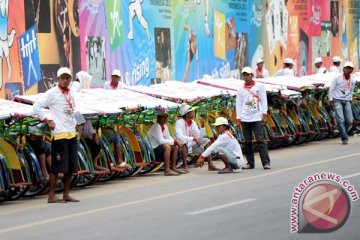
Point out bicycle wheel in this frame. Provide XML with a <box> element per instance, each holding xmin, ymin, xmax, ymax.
<box><xmin>117</xmin><ymin>136</ymin><xmax>140</xmax><ymax>178</ymax></box>
<box><xmin>75</xmin><ymin>142</ymin><xmax>96</xmax><ymax>188</ymax></box>
<box><xmin>22</xmin><ymin>146</ymin><xmax>48</xmax><ymax>197</ymax></box>
<box><xmin>8</xmin><ymin>153</ymin><xmax>31</xmax><ymax>200</ymax></box>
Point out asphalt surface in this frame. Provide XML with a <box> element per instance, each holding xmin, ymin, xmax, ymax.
<box><xmin>0</xmin><ymin>136</ymin><xmax>359</xmax><ymax>240</ymax></box>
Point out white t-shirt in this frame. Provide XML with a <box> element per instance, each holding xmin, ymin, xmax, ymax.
<box><xmin>33</xmin><ymin>85</ymin><xmax>77</xmax><ymax>135</ymax></box>
<box><xmin>174</xmin><ymin>118</ymin><xmax>205</xmax><ymax>146</ymax></box>
<box><xmin>316</xmin><ymin>67</ymin><xmax>328</xmax><ymax>74</ymax></box>
<box><xmin>253</xmin><ymin>67</ymin><xmax>269</xmax><ymax>78</ymax></box>
<box><xmin>273</xmin><ymin>68</ymin><xmax>294</xmax><ymax>77</ymax></box>
<box><xmin>147</xmin><ymin>123</ymin><xmax>175</xmax><ymax>148</ymax></box>
<box><xmin>236</xmin><ymin>81</ymin><xmax>268</xmax><ymax>122</ymax></box>
<box><xmin>329</xmin><ymin>65</ymin><xmax>340</xmax><ymax>73</ymax></box>
<box><xmin>104</xmin><ymin>81</ymin><xmax>125</xmax><ymax>90</ymax></box>
<box><xmin>328</xmin><ymin>74</ymin><xmax>356</xmax><ymax>101</ymax></box>
<box><xmin>202</xmin><ymin>130</ymin><xmax>243</xmax><ymax>166</ymax></box>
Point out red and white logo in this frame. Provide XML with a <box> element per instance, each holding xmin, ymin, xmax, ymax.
<box><xmin>301</xmin><ymin>183</ymin><xmax>350</xmax><ymax>232</ymax></box>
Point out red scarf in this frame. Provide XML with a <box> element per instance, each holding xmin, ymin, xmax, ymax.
<box><xmin>256</xmin><ymin>68</ymin><xmax>263</xmax><ymax>78</ymax></box>
<box><xmin>58</xmin><ymin>85</ymin><xmax>70</xmax><ymax>94</ymax></box>
<box><xmin>244</xmin><ymin>80</ymin><xmax>255</xmax><ymax>90</ymax></box>
<box><xmin>343</xmin><ymin>73</ymin><xmax>351</xmax><ymax>90</ymax></box>
<box><xmin>343</xmin><ymin>73</ymin><xmax>350</xmax><ymax>81</ymax></box>
<box><xmin>110</xmin><ymin>81</ymin><xmax>119</xmax><ymax>90</ymax></box>
<box><xmin>157</xmin><ymin>122</ymin><xmax>166</xmax><ymax>137</ymax></box>
<box><xmin>184</xmin><ymin>118</ymin><xmax>192</xmax><ymax>126</ymax></box>
<box><xmin>58</xmin><ymin>85</ymin><xmax>73</xmax><ymax>110</ymax></box>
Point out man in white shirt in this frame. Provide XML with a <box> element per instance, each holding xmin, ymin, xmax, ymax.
<box><xmin>174</xmin><ymin>104</ymin><xmax>219</xmax><ymax>171</ymax></box>
<box><xmin>196</xmin><ymin>117</ymin><xmax>244</xmax><ymax>174</ymax></box>
<box><xmin>329</xmin><ymin>56</ymin><xmax>342</xmax><ymax>73</ymax></box>
<box><xmin>328</xmin><ymin>61</ymin><xmax>357</xmax><ymax>145</ymax></box>
<box><xmin>147</xmin><ymin>108</ymin><xmax>183</xmax><ymax>175</ymax></box>
<box><xmin>236</xmin><ymin>66</ymin><xmax>271</xmax><ymax>169</ymax></box>
<box><xmin>104</xmin><ymin>69</ymin><xmax>125</xmax><ymax>90</ymax></box>
<box><xmin>273</xmin><ymin>58</ymin><xmax>295</xmax><ymax>77</ymax></box>
<box><xmin>33</xmin><ymin>67</ymin><xmax>80</xmax><ymax>203</ymax></box>
<box><xmin>253</xmin><ymin>57</ymin><xmax>269</xmax><ymax>78</ymax></box>
<box><xmin>314</xmin><ymin>57</ymin><xmax>327</xmax><ymax>74</ymax></box>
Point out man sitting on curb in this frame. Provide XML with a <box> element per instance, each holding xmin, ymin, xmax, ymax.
<box><xmin>147</xmin><ymin>108</ymin><xmax>185</xmax><ymax>176</ymax></box>
<box><xmin>174</xmin><ymin>103</ymin><xmax>219</xmax><ymax>172</ymax></box>
<box><xmin>196</xmin><ymin>117</ymin><xmax>244</xmax><ymax>174</ymax></box>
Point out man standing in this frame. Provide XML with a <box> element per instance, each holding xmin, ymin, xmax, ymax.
<box><xmin>104</xmin><ymin>69</ymin><xmax>125</xmax><ymax>90</ymax></box>
<box><xmin>329</xmin><ymin>56</ymin><xmax>342</xmax><ymax>73</ymax></box>
<box><xmin>314</xmin><ymin>57</ymin><xmax>327</xmax><ymax>74</ymax></box>
<box><xmin>33</xmin><ymin>67</ymin><xmax>80</xmax><ymax>203</ymax></box>
<box><xmin>328</xmin><ymin>61</ymin><xmax>356</xmax><ymax>145</ymax></box>
<box><xmin>236</xmin><ymin>67</ymin><xmax>271</xmax><ymax>169</ymax></box>
<box><xmin>273</xmin><ymin>58</ymin><xmax>295</xmax><ymax>76</ymax></box>
<box><xmin>253</xmin><ymin>57</ymin><xmax>269</xmax><ymax>78</ymax></box>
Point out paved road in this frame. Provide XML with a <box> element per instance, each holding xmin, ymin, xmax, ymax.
<box><xmin>0</xmin><ymin>136</ymin><xmax>359</xmax><ymax>240</ymax></box>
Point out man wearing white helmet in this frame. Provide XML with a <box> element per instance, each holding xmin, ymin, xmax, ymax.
<box><xmin>329</xmin><ymin>56</ymin><xmax>342</xmax><ymax>73</ymax></box>
<box><xmin>236</xmin><ymin>67</ymin><xmax>271</xmax><ymax>169</ymax></box>
<box><xmin>104</xmin><ymin>69</ymin><xmax>125</xmax><ymax>90</ymax></box>
<box><xmin>328</xmin><ymin>61</ymin><xmax>357</xmax><ymax>145</ymax></box>
<box><xmin>196</xmin><ymin>117</ymin><xmax>244</xmax><ymax>174</ymax></box>
<box><xmin>253</xmin><ymin>57</ymin><xmax>269</xmax><ymax>78</ymax></box>
<box><xmin>33</xmin><ymin>67</ymin><xmax>80</xmax><ymax>203</ymax></box>
<box><xmin>273</xmin><ymin>58</ymin><xmax>295</xmax><ymax>77</ymax></box>
<box><xmin>314</xmin><ymin>57</ymin><xmax>327</xmax><ymax>74</ymax></box>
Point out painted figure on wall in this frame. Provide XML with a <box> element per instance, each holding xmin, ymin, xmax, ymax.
<box><xmin>0</xmin><ymin>0</ymin><xmax>16</xmax><ymax>90</ymax></box>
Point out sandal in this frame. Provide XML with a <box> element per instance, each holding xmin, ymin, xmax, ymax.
<box><xmin>63</xmin><ymin>197</ymin><xmax>80</xmax><ymax>202</ymax></box>
<box><xmin>218</xmin><ymin>168</ymin><xmax>233</xmax><ymax>174</ymax></box>
<box><xmin>48</xmin><ymin>197</ymin><xmax>66</xmax><ymax>203</ymax></box>
<box><xmin>208</xmin><ymin>166</ymin><xmax>220</xmax><ymax>171</ymax></box>
<box><xmin>116</xmin><ymin>162</ymin><xmax>132</xmax><ymax>170</ymax></box>
<box><xmin>164</xmin><ymin>170</ymin><xmax>180</xmax><ymax>176</ymax></box>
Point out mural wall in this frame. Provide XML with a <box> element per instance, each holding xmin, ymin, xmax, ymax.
<box><xmin>1</xmin><ymin>0</ymin><xmax>360</xmax><ymax>99</ymax></box>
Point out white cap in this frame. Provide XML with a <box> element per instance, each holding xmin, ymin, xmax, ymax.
<box><xmin>57</xmin><ymin>67</ymin><xmax>72</xmax><ymax>78</ymax></box>
<box><xmin>343</xmin><ymin>61</ymin><xmax>354</xmax><ymax>68</ymax></box>
<box><xmin>179</xmin><ymin>104</ymin><xmax>197</xmax><ymax>116</ymax></box>
<box><xmin>111</xmin><ymin>69</ymin><xmax>121</xmax><ymax>77</ymax></box>
<box><xmin>241</xmin><ymin>66</ymin><xmax>253</xmax><ymax>74</ymax></box>
<box><xmin>332</xmin><ymin>56</ymin><xmax>342</xmax><ymax>63</ymax></box>
<box><xmin>212</xmin><ymin>117</ymin><xmax>229</xmax><ymax>126</ymax></box>
<box><xmin>156</xmin><ymin>107</ymin><xmax>168</xmax><ymax>116</ymax></box>
<box><xmin>314</xmin><ymin>57</ymin><xmax>322</xmax><ymax>64</ymax></box>
<box><xmin>256</xmin><ymin>57</ymin><xmax>264</xmax><ymax>64</ymax></box>
<box><xmin>284</xmin><ymin>58</ymin><xmax>294</xmax><ymax>65</ymax></box>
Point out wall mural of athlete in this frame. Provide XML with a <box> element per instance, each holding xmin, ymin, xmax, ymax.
<box><xmin>0</xmin><ymin>0</ymin><xmax>16</xmax><ymax>90</ymax></box>
<box><xmin>128</xmin><ymin>0</ymin><xmax>150</xmax><ymax>40</ymax></box>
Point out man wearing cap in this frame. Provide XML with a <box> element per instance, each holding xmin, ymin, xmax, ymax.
<box><xmin>174</xmin><ymin>103</ymin><xmax>219</xmax><ymax>171</ymax></box>
<box><xmin>273</xmin><ymin>58</ymin><xmax>295</xmax><ymax>77</ymax></box>
<box><xmin>104</xmin><ymin>69</ymin><xmax>125</xmax><ymax>90</ymax></box>
<box><xmin>147</xmin><ymin>108</ymin><xmax>183</xmax><ymax>175</ymax></box>
<box><xmin>196</xmin><ymin>117</ymin><xmax>244</xmax><ymax>174</ymax></box>
<box><xmin>314</xmin><ymin>57</ymin><xmax>327</xmax><ymax>74</ymax></box>
<box><xmin>236</xmin><ymin>66</ymin><xmax>271</xmax><ymax>169</ymax></box>
<box><xmin>33</xmin><ymin>67</ymin><xmax>80</xmax><ymax>203</ymax></box>
<box><xmin>328</xmin><ymin>61</ymin><xmax>357</xmax><ymax>145</ymax></box>
<box><xmin>329</xmin><ymin>56</ymin><xmax>342</xmax><ymax>73</ymax></box>
<box><xmin>253</xmin><ymin>58</ymin><xmax>269</xmax><ymax>78</ymax></box>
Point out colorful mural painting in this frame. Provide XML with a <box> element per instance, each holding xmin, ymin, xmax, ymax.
<box><xmin>0</xmin><ymin>0</ymin><xmax>360</xmax><ymax>98</ymax></box>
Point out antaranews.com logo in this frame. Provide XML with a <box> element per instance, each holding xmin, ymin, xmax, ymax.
<box><xmin>290</xmin><ymin>172</ymin><xmax>359</xmax><ymax>233</ymax></box>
